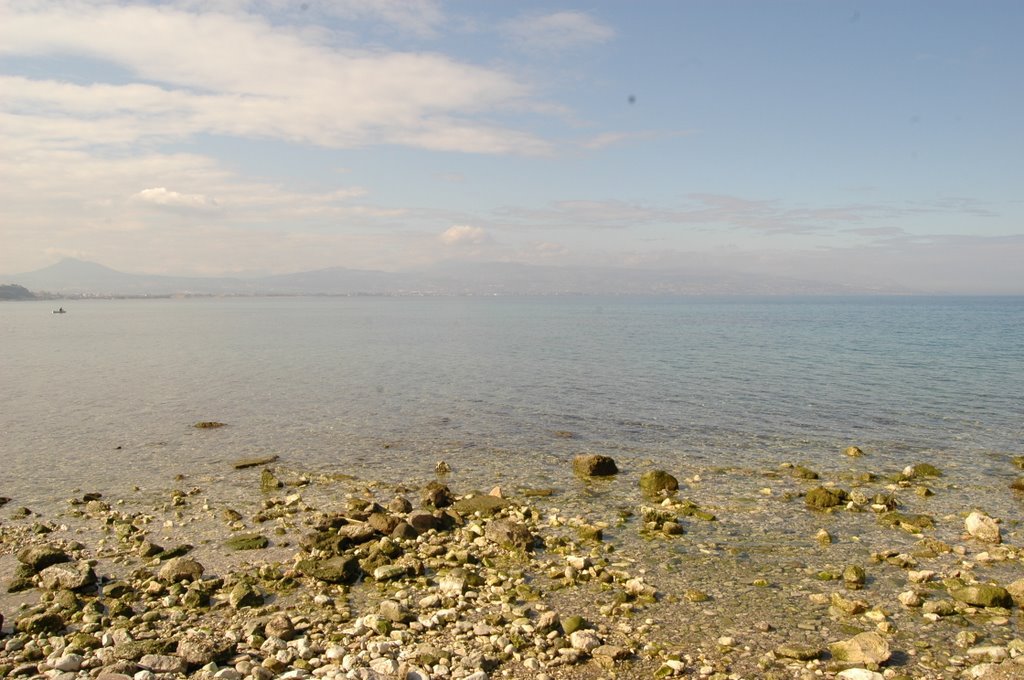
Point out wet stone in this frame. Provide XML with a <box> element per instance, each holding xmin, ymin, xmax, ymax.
<box><xmin>572</xmin><ymin>454</ymin><xmax>618</xmax><ymax>477</ymax></box>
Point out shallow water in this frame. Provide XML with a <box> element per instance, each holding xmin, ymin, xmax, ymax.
<box><xmin>1</xmin><ymin>295</ymin><xmax>1021</xmax><ymax>511</ymax></box>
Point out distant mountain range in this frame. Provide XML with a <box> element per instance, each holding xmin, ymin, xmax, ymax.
<box><xmin>1</xmin><ymin>258</ymin><xmax>899</xmax><ymax>297</ymax></box>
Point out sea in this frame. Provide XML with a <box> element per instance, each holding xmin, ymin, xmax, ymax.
<box><xmin>2</xmin><ymin>295</ymin><xmax>1021</xmax><ymax>514</ymax></box>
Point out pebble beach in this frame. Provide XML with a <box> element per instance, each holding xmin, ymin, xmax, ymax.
<box><xmin>3</xmin><ymin>439</ymin><xmax>1024</xmax><ymax>680</ymax></box>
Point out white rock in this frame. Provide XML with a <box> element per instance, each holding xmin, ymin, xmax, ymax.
<box><xmin>53</xmin><ymin>654</ymin><xmax>83</xmax><ymax>672</ymax></box>
<box><xmin>837</xmin><ymin>670</ymin><xmax>884</xmax><ymax>680</ymax></box>
<box><xmin>965</xmin><ymin>511</ymin><xmax>1001</xmax><ymax>544</ymax></box>
<box><xmin>898</xmin><ymin>590</ymin><xmax>923</xmax><ymax>607</ymax></box>
<box><xmin>569</xmin><ymin>630</ymin><xmax>602</xmax><ymax>653</ymax></box>
<box><xmin>966</xmin><ymin>645</ymin><xmax>1009</xmax><ymax>662</ymax></box>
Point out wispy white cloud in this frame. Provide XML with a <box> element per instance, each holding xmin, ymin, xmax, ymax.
<box><xmin>0</xmin><ymin>4</ymin><xmax>548</xmax><ymax>155</ymax></box>
<box><xmin>503</xmin><ymin>11</ymin><xmax>614</xmax><ymax>53</ymax></box>
<box><xmin>439</xmin><ymin>225</ymin><xmax>490</xmax><ymax>246</ymax></box>
<box><xmin>134</xmin><ymin>187</ymin><xmax>215</xmax><ymax>210</ymax></box>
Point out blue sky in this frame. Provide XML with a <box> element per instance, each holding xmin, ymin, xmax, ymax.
<box><xmin>1</xmin><ymin>1</ymin><xmax>1021</xmax><ymax>292</ymax></box>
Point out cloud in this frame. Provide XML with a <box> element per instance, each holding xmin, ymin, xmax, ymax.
<box><xmin>503</xmin><ymin>11</ymin><xmax>614</xmax><ymax>53</ymax></box>
<box><xmin>134</xmin><ymin>187</ymin><xmax>215</xmax><ymax>209</ymax></box>
<box><xmin>0</xmin><ymin>4</ymin><xmax>549</xmax><ymax>155</ymax></box>
<box><xmin>439</xmin><ymin>225</ymin><xmax>490</xmax><ymax>246</ymax></box>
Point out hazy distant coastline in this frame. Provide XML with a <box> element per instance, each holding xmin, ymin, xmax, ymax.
<box><xmin>2</xmin><ymin>258</ymin><xmax>913</xmax><ymax>299</ymax></box>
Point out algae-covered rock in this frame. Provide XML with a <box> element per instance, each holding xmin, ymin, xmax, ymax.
<box><xmin>561</xmin><ymin>615</ymin><xmax>585</xmax><ymax>635</ymax></box>
<box><xmin>194</xmin><ymin>421</ymin><xmax>225</xmax><ymax>429</ymax></box>
<box><xmin>878</xmin><ymin>511</ymin><xmax>934</xmax><ymax>533</ymax></box>
<box><xmin>639</xmin><ymin>470</ymin><xmax>679</xmax><ymax>496</ymax></box>
<box><xmin>297</xmin><ymin>555</ymin><xmax>361</xmax><ymax>584</ymax></box>
<box><xmin>452</xmin><ymin>495</ymin><xmax>509</xmax><ymax>516</ymax></box>
<box><xmin>775</xmin><ymin>644</ymin><xmax>821</xmax><ymax>660</ymax></box>
<box><xmin>791</xmin><ymin>465</ymin><xmax>819</xmax><ymax>480</ymax></box>
<box><xmin>17</xmin><ymin>544</ymin><xmax>70</xmax><ymax>572</ymax></box>
<box><xmin>805</xmin><ymin>486</ymin><xmax>848</xmax><ymax>509</ymax></box>
<box><xmin>573</xmin><ymin>454</ymin><xmax>618</xmax><ymax>477</ymax></box>
<box><xmin>228</xmin><ymin>582</ymin><xmax>263</xmax><ymax>609</ymax></box>
<box><xmin>225</xmin><ymin>533</ymin><xmax>269</xmax><ymax>551</ymax></box>
<box><xmin>949</xmin><ymin>584</ymin><xmax>1012</xmax><ymax>608</ymax></box>
<box><xmin>420</xmin><ymin>482</ymin><xmax>454</xmax><ymax>508</ymax></box>
<box><xmin>260</xmin><ymin>469</ymin><xmax>283</xmax><ymax>492</ymax></box>
<box><xmin>176</xmin><ymin>630</ymin><xmax>236</xmax><ymax>667</ymax></box>
<box><xmin>903</xmin><ymin>463</ymin><xmax>941</xmax><ymax>479</ymax></box>
<box><xmin>829</xmin><ymin>631</ymin><xmax>891</xmax><ymax>665</ymax></box>
<box><xmin>843</xmin><ymin>446</ymin><xmax>865</xmax><ymax>458</ymax></box>
<box><xmin>15</xmin><ymin>611</ymin><xmax>65</xmax><ymax>634</ymax></box>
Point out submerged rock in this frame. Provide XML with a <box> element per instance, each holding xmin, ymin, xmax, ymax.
<box><xmin>843</xmin><ymin>446</ymin><xmax>865</xmax><ymax>457</ymax></box>
<box><xmin>485</xmin><ymin>519</ymin><xmax>534</xmax><ymax>551</ymax></box>
<box><xmin>949</xmin><ymin>584</ymin><xmax>1012</xmax><ymax>608</ymax></box>
<box><xmin>224</xmin><ymin>533</ymin><xmax>269</xmax><ymax>551</ymax></box>
<box><xmin>451</xmin><ymin>494</ymin><xmax>508</xmax><ymax>516</ymax></box>
<box><xmin>260</xmin><ymin>469</ymin><xmax>283</xmax><ymax>493</ymax></box>
<box><xmin>232</xmin><ymin>455</ymin><xmax>278</xmax><ymax>469</ymax></box>
<box><xmin>194</xmin><ymin>421</ymin><xmax>225</xmax><ymax>429</ymax></box>
<box><xmin>572</xmin><ymin>454</ymin><xmax>618</xmax><ymax>477</ymax></box>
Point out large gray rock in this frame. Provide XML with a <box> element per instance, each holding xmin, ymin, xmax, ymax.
<box><xmin>39</xmin><ymin>561</ymin><xmax>96</xmax><ymax>591</ymax></box>
<box><xmin>573</xmin><ymin>454</ymin><xmax>618</xmax><ymax>477</ymax></box>
<box><xmin>158</xmin><ymin>557</ymin><xmax>204</xmax><ymax>583</ymax></box>
<box><xmin>829</xmin><ymin>632</ymin><xmax>891</xmax><ymax>665</ymax></box>
<box><xmin>139</xmin><ymin>655</ymin><xmax>186</xmax><ymax>674</ymax></box>
<box><xmin>176</xmin><ymin>630</ymin><xmax>235</xmax><ymax>667</ymax></box>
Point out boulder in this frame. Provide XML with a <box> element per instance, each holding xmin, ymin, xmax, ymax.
<box><xmin>965</xmin><ymin>511</ymin><xmax>1001</xmax><ymax>544</ymax></box>
<box><xmin>158</xmin><ymin>557</ymin><xmax>205</xmax><ymax>583</ymax></box>
<box><xmin>17</xmin><ymin>544</ymin><xmax>70</xmax><ymax>572</ymax></box>
<box><xmin>829</xmin><ymin>632</ymin><xmax>891</xmax><ymax>665</ymax></box>
<box><xmin>228</xmin><ymin>582</ymin><xmax>263</xmax><ymax>609</ymax></box>
<box><xmin>843</xmin><ymin>446</ymin><xmax>864</xmax><ymax>457</ymax></box>
<box><xmin>39</xmin><ymin>561</ymin><xmax>96</xmax><ymax>591</ymax></box>
<box><xmin>300</xmin><ymin>555</ymin><xmax>361</xmax><ymax>584</ymax></box>
<box><xmin>573</xmin><ymin>454</ymin><xmax>618</xmax><ymax>477</ymax></box>
<box><xmin>639</xmin><ymin>470</ymin><xmax>679</xmax><ymax>496</ymax></box>
<box><xmin>176</xmin><ymin>630</ymin><xmax>235</xmax><ymax>667</ymax></box>
<box><xmin>15</xmin><ymin>611</ymin><xmax>65</xmax><ymax>634</ymax></box>
<box><xmin>484</xmin><ymin>519</ymin><xmax>534</xmax><ymax>551</ymax></box>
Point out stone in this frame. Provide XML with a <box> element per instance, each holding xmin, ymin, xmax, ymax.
<box><xmin>53</xmin><ymin>654</ymin><xmax>84</xmax><ymax>672</ymax></box>
<box><xmin>439</xmin><ymin>570</ymin><xmax>467</xmax><ymax>596</ymax></box>
<box><xmin>790</xmin><ymin>465</ymin><xmax>819</xmax><ymax>480</ymax></box>
<box><xmin>378</xmin><ymin>600</ymin><xmax>410</xmax><ymax>623</ymax></box>
<box><xmin>229</xmin><ymin>582</ymin><xmax>263</xmax><ymax>609</ymax></box>
<box><xmin>484</xmin><ymin>519</ymin><xmax>534</xmax><ymax>550</ymax></box>
<box><xmin>158</xmin><ymin>557</ymin><xmax>204</xmax><ymax>583</ymax></box>
<box><xmin>297</xmin><ymin>555</ymin><xmax>361</xmax><ymax>584</ymax></box>
<box><xmin>194</xmin><ymin>421</ymin><xmax>225</xmax><ymax>428</ymax></box>
<box><xmin>420</xmin><ymin>482</ymin><xmax>453</xmax><ymax>508</ymax></box>
<box><xmin>224</xmin><ymin>533</ymin><xmax>269</xmax><ymax>550</ymax></box>
<box><xmin>451</xmin><ymin>495</ymin><xmax>509</xmax><ymax>516</ymax></box>
<box><xmin>39</xmin><ymin>561</ymin><xmax>96</xmax><ymax>591</ymax></box>
<box><xmin>965</xmin><ymin>511</ymin><xmax>1001</xmax><ymax>544</ymax></box>
<box><xmin>573</xmin><ymin>454</ymin><xmax>618</xmax><ymax>477</ymax></box>
<box><xmin>903</xmin><ymin>463</ymin><xmax>941</xmax><ymax>478</ymax></box>
<box><xmin>1005</xmin><ymin>578</ymin><xmax>1024</xmax><ymax>607</ymax></box>
<box><xmin>837</xmin><ymin>670</ymin><xmax>883</xmax><ymax>680</ymax></box>
<box><xmin>774</xmin><ymin>644</ymin><xmax>821</xmax><ymax>661</ymax></box>
<box><xmin>639</xmin><ymin>470</ymin><xmax>679</xmax><ymax>496</ymax></box>
<box><xmin>139</xmin><ymin>655</ymin><xmax>186</xmax><ymax>674</ymax></box>
<box><xmin>232</xmin><ymin>455</ymin><xmax>278</xmax><ymax>469</ymax></box>
<box><xmin>176</xmin><ymin>630</ymin><xmax>235</xmax><ymax>667</ymax></box>
<box><xmin>16</xmin><ymin>544</ymin><xmax>70</xmax><ymax>572</ymax></box>
<box><xmin>569</xmin><ymin>630</ymin><xmax>602</xmax><ymax>653</ymax></box>
<box><xmin>15</xmin><ymin>611</ymin><xmax>65</xmax><ymax>634</ymax></box>
<box><xmin>264</xmin><ymin>614</ymin><xmax>295</xmax><ymax>641</ymax></box>
<box><xmin>843</xmin><ymin>446</ymin><xmax>864</xmax><ymax>457</ymax></box>
<box><xmin>387</xmin><ymin>497</ymin><xmax>412</xmax><ymax>514</ymax></box>
<box><xmin>949</xmin><ymin>584</ymin><xmax>1012</xmax><ymax>608</ymax></box>
<box><xmin>805</xmin><ymin>486</ymin><xmax>848</xmax><ymax>509</ymax></box>
<box><xmin>561</xmin><ymin>615</ymin><xmax>585</xmax><ymax>635</ymax></box>
<box><xmin>407</xmin><ymin>512</ymin><xmax>443</xmax><ymax>533</ymax></box>
<box><xmin>829</xmin><ymin>632</ymin><xmax>891</xmax><ymax>665</ymax></box>
<box><xmin>260</xmin><ymin>469</ymin><xmax>282</xmax><ymax>492</ymax></box>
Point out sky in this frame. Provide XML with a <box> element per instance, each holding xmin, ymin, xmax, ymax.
<box><xmin>1</xmin><ymin>1</ymin><xmax>1022</xmax><ymax>293</ymax></box>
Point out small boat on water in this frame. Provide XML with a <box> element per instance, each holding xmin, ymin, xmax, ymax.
<box><xmin>53</xmin><ymin>307</ymin><xmax>66</xmax><ymax>314</ymax></box>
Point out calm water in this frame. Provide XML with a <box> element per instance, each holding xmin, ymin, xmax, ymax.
<box><xmin>1</xmin><ymin>296</ymin><xmax>1022</xmax><ymax>510</ymax></box>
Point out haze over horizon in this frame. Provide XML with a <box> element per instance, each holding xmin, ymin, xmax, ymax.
<box><xmin>2</xmin><ymin>1</ymin><xmax>1022</xmax><ymax>294</ymax></box>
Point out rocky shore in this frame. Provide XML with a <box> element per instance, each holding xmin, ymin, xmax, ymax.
<box><xmin>2</xmin><ymin>450</ymin><xmax>1024</xmax><ymax>680</ymax></box>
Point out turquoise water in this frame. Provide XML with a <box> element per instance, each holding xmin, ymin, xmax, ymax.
<box><xmin>1</xmin><ymin>296</ymin><xmax>1022</xmax><ymax>509</ymax></box>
